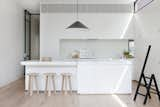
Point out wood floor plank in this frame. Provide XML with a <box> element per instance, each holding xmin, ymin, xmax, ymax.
<box><xmin>0</xmin><ymin>79</ymin><xmax>160</xmax><ymax>107</ymax></box>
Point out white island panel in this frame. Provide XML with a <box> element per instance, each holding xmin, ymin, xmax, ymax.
<box><xmin>77</xmin><ymin>61</ymin><xmax>132</xmax><ymax>94</ymax></box>
<box><xmin>21</xmin><ymin>59</ymin><xmax>133</xmax><ymax>94</ymax></box>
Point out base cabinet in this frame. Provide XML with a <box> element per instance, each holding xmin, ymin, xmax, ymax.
<box><xmin>23</xmin><ymin>60</ymin><xmax>132</xmax><ymax>94</ymax></box>
<box><xmin>77</xmin><ymin>61</ymin><xmax>132</xmax><ymax>94</ymax></box>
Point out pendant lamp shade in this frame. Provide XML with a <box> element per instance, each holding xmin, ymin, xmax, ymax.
<box><xmin>66</xmin><ymin>0</ymin><xmax>88</xmax><ymax>29</ymax></box>
<box><xmin>67</xmin><ymin>21</ymin><xmax>88</xmax><ymax>29</ymax></box>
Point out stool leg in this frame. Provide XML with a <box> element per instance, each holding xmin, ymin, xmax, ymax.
<box><xmin>35</xmin><ymin>76</ymin><xmax>39</xmax><ymax>94</ymax></box>
<box><xmin>28</xmin><ymin>76</ymin><xmax>31</xmax><ymax>95</ymax></box>
<box><xmin>48</xmin><ymin>76</ymin><xmax>51</xmax><ymax>96</ymax></box>
<box><xmin>64</xmin><ymin>76</ymin><xmax>68</xmax><ymax>94</ymax></box>
<box><xmin>61</xmin><ymin>76</ymin><xmax>65</xmax><ymax>94</ymax></box>
<box><xmin>68</xmin><ymin>76</ymin><xmax>72</xmax><ymax>94</ymax></box>
<box><xmin>52</xmin><ymin>76</ymin><xmax>56</xmax><ymax>94</ymax></box>
<box><xmin>30</xmin><ymin>76</ymin><xmax>33</xmax><ymax>96</ymax></box>
<box><xmin>45</xmin><ymin>76</ymin><xmax>48</xmax><ymax>94</ymax></box>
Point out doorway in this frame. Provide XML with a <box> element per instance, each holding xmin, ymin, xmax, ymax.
<box><xmin>24</xmin><ymin>10</ymin><xmax>40</xmax><ymax>61</ymax></box>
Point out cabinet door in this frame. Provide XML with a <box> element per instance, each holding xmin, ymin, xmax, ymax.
<box><xmin>77</xmin><ymin>61</ymin><xmax>132</xmax><ymax>94</ymax></box>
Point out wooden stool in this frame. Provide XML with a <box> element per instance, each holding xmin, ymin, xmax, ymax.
<box><xmin>27</xmin><ymin>73</ymin><xmax>39</xmax><ymax>96</ymax></box>
<box><xmin>61</xmin><ymin>73</ymin><xmax>72</xmax><ymax>94</ymax></box>
<box><xmin>44</xmin><ymin>73</ymin><xmax>56</xmax><ymax>96</ymax></box>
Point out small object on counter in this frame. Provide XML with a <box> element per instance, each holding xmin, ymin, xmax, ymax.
<box><xmin>123</xmin><ymin>51</ymin><xmax>134</xmax><ymax>59</ymax></box>
<box><xmin>71</xmin><ymin>50</ymin><xmax>80</xmax><ymax>59</ymax></box>
<box><xmin>40</xmin><ymin>57</ymin><xmax>52</xmax><ymax>61</ymax></box>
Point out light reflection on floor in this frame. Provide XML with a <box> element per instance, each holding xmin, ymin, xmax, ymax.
<box><xmin>112</xmin><ymin>94</ymin><xmax>128</xmax><ymax>107</ymax></box>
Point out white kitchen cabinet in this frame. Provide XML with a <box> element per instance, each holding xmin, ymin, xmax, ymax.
<box><xmin>77</xmin><ymin>60</ymin><xmax>132</xmax><ymax>94</ymax></box>
<box><xmin>21</xmin><ymin>59</ymin><xmax>133</xmax><ymax>94</ymax></box>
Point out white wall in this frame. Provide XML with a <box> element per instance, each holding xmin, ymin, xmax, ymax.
<box><xmin>0</xmin><ymin>0</ymin><xmax>24</xmax><ymax>87</ymax></box>
<box><xmin>40</xmin><ymin>13</ymin><xmax>134</xmax><ymax>59</ymax></box>
<box><xmin>134</xmin><ymin>0</ymin><xmax>160</xmax><ymax>87</ymax></box>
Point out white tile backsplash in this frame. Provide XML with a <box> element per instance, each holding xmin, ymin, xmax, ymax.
<box><xmin>60</xmin><ymin>39</ymin><xmax>129</xmax><ymax>59</ymax></box>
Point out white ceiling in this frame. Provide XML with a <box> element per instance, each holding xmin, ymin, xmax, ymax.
<box><xmin>19</xmin><ymin>0</ymin><xmax>135</xmax><ymax>13</ymax></box>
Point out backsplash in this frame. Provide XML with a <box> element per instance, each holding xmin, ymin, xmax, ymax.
<box><xmin>60</xmin><ymin>39</ymin><xmax>129</xmax><ymax>59</ymax></box>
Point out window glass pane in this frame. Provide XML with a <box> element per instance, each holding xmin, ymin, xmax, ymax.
<box><xmin>135</xmin><ymin>0</ymin><xmax>154</xmax><ymax>12</ymax></box>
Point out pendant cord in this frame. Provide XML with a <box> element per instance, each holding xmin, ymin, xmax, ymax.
<box><xmin>76</xmin><ymin>0</ymin><xmax>79</xmax><ymax>20</ymax></box>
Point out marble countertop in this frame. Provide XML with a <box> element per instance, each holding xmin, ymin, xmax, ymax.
<box><xmin>21</xmin><ymin>58</ymin><xmax>134</xmax><ymax>66</ymax></box>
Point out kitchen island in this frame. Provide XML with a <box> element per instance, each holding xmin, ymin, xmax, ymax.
<box><xmin>21</xmin><ymin>59</ymin><xmax>133</xmax><ymax>94</ymax></box>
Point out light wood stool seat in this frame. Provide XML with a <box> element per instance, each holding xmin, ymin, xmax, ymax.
<box><xmin>61</xmin><ymin>73</ymin><xmax>72</xmax><ymax>94</ymax></box>
<box><xmin>44</xmin><ymin>73</ymin><xmax>56</xmax><ymax>96</ymax></box>
<box><xmin>27</xmin><ymin>73</ymin><xmax>39</xmax><ymax>96</ymax></box>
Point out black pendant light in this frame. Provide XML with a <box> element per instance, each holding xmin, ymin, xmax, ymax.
<box><xmin>66</xmin><ymin>0</ymin><xmax>88</xmax><ymax>29</ymax></box>
<box><xmin>67</xmin><ymin>21</ymin><xmax>88</xmax><ymax>29</ymax></box>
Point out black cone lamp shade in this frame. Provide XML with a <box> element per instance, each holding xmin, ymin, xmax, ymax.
<box><xmin>67</xmin><ymin>21</ymin><xmax>88</xmax><ymax>29</ymax></box>
<box><xmin>66</xmin><ymin>0</ymin><xmax>88</xmax><ymax>29</ymax></box>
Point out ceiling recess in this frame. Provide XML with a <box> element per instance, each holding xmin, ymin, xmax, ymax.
<box><xmin>41</xmin><ymin>4</ymin><xmax>133</xmax><ymax>13</ymax></box>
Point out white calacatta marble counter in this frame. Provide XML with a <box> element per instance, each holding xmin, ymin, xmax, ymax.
<box><xmin>21</xmin><ymin>60</ymin><xmax>77</xmax><ymax>66</ymax></box>
<box><xmin>21</xmin><ymin>59</ymin><xmax>133</xmax><ymax>94</ymax></box>
<box><xmin>21</xmin><ymin>59</ymin><xmax>132</xmax><ymax>66</ymax></box>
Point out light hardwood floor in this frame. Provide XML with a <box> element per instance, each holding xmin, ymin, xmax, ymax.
<box><xmin>0</xmin><ymin>78</ymin><xmax>160</xmax><ymax>107</ymax></box>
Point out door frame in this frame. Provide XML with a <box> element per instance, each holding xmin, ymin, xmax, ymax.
<box><xmin>24</xmin><ymin>10</ymin><xmax>40</xmax><ymax>61</ymax></box>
